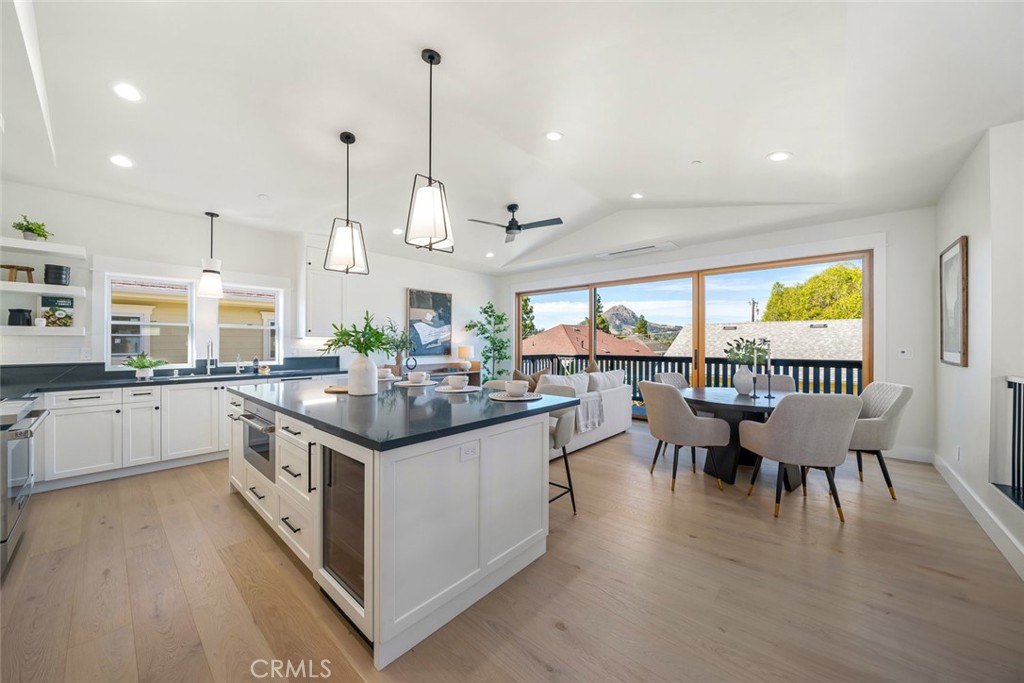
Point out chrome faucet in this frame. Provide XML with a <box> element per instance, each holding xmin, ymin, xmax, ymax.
<box><xmin>235</xmin><ymin>353</ymin><xmax>242</xmax><ymax>375</ymax></box>
<box><xmin>206</xmin><ymin>342</ymin><xmax>216</xmax><ymax>375</ymax></box>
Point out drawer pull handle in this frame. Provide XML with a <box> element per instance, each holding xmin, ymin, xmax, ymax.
<box><xmin>281</xmin><ymin>516</ymin><xmax>301</xmax><ymax>534</ymax></box>
<box><xmin>248</xmin><ymin>486</ymin><xmax>265</xmax><ymax>500</ymax></box>
<box><xmin>230</xmin><ymin>401</ymin><xmax>242</xmax><ymax>408</ymax></box>
<box><xmin>281</xmin><ymin>426</ymin><xmax>302</xmax><ymax>436</ymax></box>
<box><xmin>307</xmin><ymin>442</ymin><xmax>317</xmax><ymax>493</ymax></box>
<box><xmin>68</xmin><ymin>395</ymin><xmax>102</xmax><ymax>401</ymax></box>
<box><xmin>281</xmin><ymin>464</ymin><xmax>301</xmax><ymax>478</ymax></box>
<box><xmin>132</xmin><ymin>391</ymin><xmax>152</xmax><ymax>397</ymax></box>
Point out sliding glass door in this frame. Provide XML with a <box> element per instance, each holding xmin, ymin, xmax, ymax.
<box><xmin>518</xmin><ymin>288</ymin><xmax>592</xmax><ymax>376</ymax></box>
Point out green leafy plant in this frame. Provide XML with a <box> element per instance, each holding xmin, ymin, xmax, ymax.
<box><xmin>382</xmin><ymin>318</ymin><xmax>411</xmax><ymax>357</ymax></box>
<box><xmin>320</xmin><ymin>311</ymin><xmax>393</xmax><ymax>357</ymax></box>
<box><xmin>122</xmin><ymin>352</ymin><xmax>168</xmax><ymax>369</ymax></box>
<box><xmin>762</xmin><ymin>263</ymin><xmax>863</xmax><ymax>321</ymax></box>
<box><xmin>465</xmin><ymin>302</ymin><xmax>511</xmax><ymax>381</ymax></box>
<box><xmin>11</xmin><ymin>214</ymin><xmax>52</xmax><ymax>239</ymax></box>
<box><xmin>724</xmin><ymin>337</ymin><xmax>769</xmax><ymax>366</ymax></box>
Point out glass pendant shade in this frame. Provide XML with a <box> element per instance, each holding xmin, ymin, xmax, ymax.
<box><xmin>405</xmin><ymin>174</ymin><xmax>454</xmax><ymax>252</ymax></box>
<box><xmin>325</xmin><ymin>218</ymin><xmax>369</xmax><ymax>274</ymax></box>
<box><xmin>197</xmin><ymin>258</ymin><xmax>224</xmax><ymax>298</ymax></box>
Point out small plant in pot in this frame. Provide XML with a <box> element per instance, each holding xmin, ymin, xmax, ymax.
<box><xmin>11</xmin><ymin>215</ymin><xmax>52</xmax><ymax>241</ymax></box>
<box><xmin>320</xmin><ymin>312</ymin><xmax>393</xmax><ymax>396</ymax></box>
<box><xmin>382</xmin><ymin>318</ymin><xmax>411</xmax><ymax>377</ymax></box>
<box><xmin>122</xmin><ymin>352</ymin><xmax>168</xmax><ymax>380</ymax></box>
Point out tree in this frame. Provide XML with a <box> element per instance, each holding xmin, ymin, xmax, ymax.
<box><xmin>762</xmin><ymin>264</ymin><xmax>863</xmax><ymax>321</ymax></box>
<box><xmin>580</xmin><ymin>292</ymin><xmax>611</xmax><ymax>333</ymax></box>
<box><xmin>520</xmin><ymin>296</ymin><xmax>540</xmax><ymax>339</ymax></box>
<box><xmin>635</xmin><ymin>314</ymin><xmax>649</xmax><ymax>337</ymax></box>
<box><xmin>465</xmin><ymin>302</ymin><xmax>512</xmax><ymax>381</ymax></box>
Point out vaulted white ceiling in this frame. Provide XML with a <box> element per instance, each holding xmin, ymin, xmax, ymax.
<box><xmin>3</xmin><ymin>2</ymin><xmax>1022</xmax><ymax>274</ymax></box>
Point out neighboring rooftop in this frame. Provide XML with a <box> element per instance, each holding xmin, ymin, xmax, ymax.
<box><xmin>665</xmin><ymin>319</ymin><xmax>863</xmax><ymax>360</ymax></box>
<box><xmin>522</xmin><ymin>324</ymin><xmax>656</xmax><ymax>357</ymax></box>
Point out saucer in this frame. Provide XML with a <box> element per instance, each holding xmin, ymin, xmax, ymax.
<box><xmin>435</xmin><ymin>385</ymin><xmax>482</xmax><ymax>394</ymax></box>
<box><xmin>394</xmin><ymin>380</ymin><xmax>438</xmax><ymax>388</ymax></box>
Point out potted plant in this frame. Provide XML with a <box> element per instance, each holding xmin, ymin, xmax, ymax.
<box><xmin>465</xmin><ymin>302</ymin><xmax>511</xmax><ymax>381</ymax></box>
<box><xmin>122</xmin><ymin>352</ymin><xmax>168</xmax><ymax>380</ymax></box>
<box><xmin>11</xmin><ymin>215</ymin><xmax>52</xmax><ymax>241</ymax></box>
<box><xmin>383</xmin><ymin>318</ymin><xmax>411</xmax><ymax>376</ymax></box>
<box><xmin>724</xmin><ymin>336</ymin><xmax>768</xmax><ymax>395</ymax></box>
<box><xmin>320</xmin><ymin>312</ymin><xmax>393</xmax><ymax>396</ymax></box>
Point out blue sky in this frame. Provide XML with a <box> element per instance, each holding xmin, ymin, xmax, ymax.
<box><xmin>526</xmin><ymin>260</ymin><xmax>860</xmax><ymax>330</ymax></box>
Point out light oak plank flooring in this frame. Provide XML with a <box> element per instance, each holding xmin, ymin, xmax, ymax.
<box><xmin>2</xmin><ymin>424</ymin><xmax>1022</xmax><ymax>683</ymax></box>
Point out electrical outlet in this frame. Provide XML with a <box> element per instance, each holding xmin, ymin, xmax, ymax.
<box><xmin>460</xmin><ymin>442</ymin><xmax>480</xmax><ymax>461</ymax></box>
<box><xmin>956</xmin><ymin>445</ymin><xmax>961</xmax><ymax>462</ymax></box>
<box><xmin>80</xmin><ymin>347</ymin><xmax>92</xmax><ymax>361</ymax></box>
<box><xmin>898</xmin><ymin>348</ymin><xmax>914</xmax><ymax>359</ymax></box>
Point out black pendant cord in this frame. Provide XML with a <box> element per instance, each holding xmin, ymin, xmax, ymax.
<box><xmin>427</xmin><ymin>59</ymin><xmax>433</xmax><ymax>183</ymax></box>
<box><xmin>345</xmin><ymin>140</ymin><xmax>350</xmax><ymax>223</ymax></box>
<box><xmin>209</xmin><ymin>221</ymin><xmax>214</xmax><ymax>259</ymax></box>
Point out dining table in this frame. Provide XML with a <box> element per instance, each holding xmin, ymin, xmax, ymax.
<box><xmin>679</xmin><ymin>387</ymin><xmax>802</xmax><ymax>490</ymax></box>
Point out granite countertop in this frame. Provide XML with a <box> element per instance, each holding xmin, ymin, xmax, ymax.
<box><xmin>231</xmin><ymin>380</ymin><xmax>580</xmax><ymax>451</ymax></box>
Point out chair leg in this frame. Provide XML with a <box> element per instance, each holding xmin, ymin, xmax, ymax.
<box><xmin>801</xmin><ymin>466</ymin><xmax>808</xmax><ymax>496</ymax></box>
<box><xmin>705</xmin><ymin>447</ymin><xmax>724</xmax><ymax>490</ymax></box>
<box><xmin>774</xmin><ymin>461</ymin><xmax>785</xmax><ymax>517</ymax></box>
<box><xmin>747</xmin><ymin>456</ymin><xmax>763</xmax><ymax>496</ymax></box>
<box><xmin>562</xmin><ymin>446</ymin><xmax>576</xmax><ymax>515</ymax></box>
<box><xmin>856</xmin><ymin>451</ymin><xmax>864</xmax><ymax>482</ymax></box>
<box><xmin>690</xmin><ymin>446</ymin><xmax>697</xmax><ymax>473</ymax></box>
<box><xmin>875</xmin><ymin>450</ymin><xmax>897</xmax><ymax>500</ymax></box>
<box><xmin>824</xmin><ymin>466</ymin><xmax>845</xmax><ymax>522</ymax></box>
<box><xmin>671</xmin><ymin>445</ymin><xmax>681</xmax><ymax>492</ymax></box>
<box><xmin>650</xmin><ymin>440</ymin><xmax>664</xmax><ymax>474</ymax></box>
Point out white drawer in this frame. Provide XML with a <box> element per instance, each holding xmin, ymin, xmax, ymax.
<box><xmin>123</xmin><ymin>386</ymin><xmax>161</xmax><ymax>403</ymax></box>
<box><xmin>243</xmin><ymin>464</ymin><xmax>278</xmax><ymax>524</ymax></box>
<box><xmin>276</xmin><ymin>492</ymin><xmax>313</xmax><ymax>566</ymax></box>
<box><xmin>277</xmin><ymin>437</ymin><xmax>314</xmax><ymax>506</ymax></box>
<box><xmin>44</xmin><ymin>388</ymin><xmax>123</xmax><ymax>409</ymax></box>
<box><xmin>276</xmin><ymin>412</ymin><xmax>310</xmax><ymax>448</ymax></box>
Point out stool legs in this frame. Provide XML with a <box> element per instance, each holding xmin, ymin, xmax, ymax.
<box><xmin>549</xmin><ymin>446</ymin><xmax>576</xmax><ymax>515</ymax></box>
<box><xmin>774</xmin><ymin>461</ymin><xmax>785</xmax><ymax>517</ymax></box>
<box><xmin>747</xmin><ymin>456</ymin><xmax>763</xmax><ymax>496</ymax></box>
<box><xmin>650</xmin><ymin>440</ymin><xmax>664</xmax><ymax>473</ymax></box>
<box><xmin>824</xmin><ymin>466</ymin><xmax>845</xmax><ymax>522</ymax></box>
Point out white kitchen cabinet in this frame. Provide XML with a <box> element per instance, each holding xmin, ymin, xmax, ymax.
<box><xmin>217</xmin><ymin>378</ymin><xmax>260</xmax><ymax>451</ymax></box>
<box><xmin>303</xmin><ymin>246</ymin><xmax>344</xmax><ymax>338</ymax></box>
<box><xmin>160</xmin><ymin>384</ymin><xmax>220</xmax><ymax>460</ymax></box>
<box><xmin>122</xmin><ymin>401</ymin><xmax>161</xmax><ymax>467</ymax></box>
<box><xmin>44</xmin><ymin>404</ymin><xmax>123</xmax><ymax>479</ymax></box>
<box><xmin>228</xmin><ymin>411</ymin><xmax>244</xmax><ymax>491</ymax></box>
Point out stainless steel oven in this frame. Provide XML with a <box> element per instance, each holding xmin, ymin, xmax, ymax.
<box><xmin>240</xmin><ymin>400</ymin><xmax>276</xmax><ymax>482</ymax></box>
<box><xmin>2</xmin><ymin>399</ymin><xmax>47</xmax><ymax>580</ymax></box>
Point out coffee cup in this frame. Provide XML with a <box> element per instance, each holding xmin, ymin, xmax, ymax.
<box><xmin>505</xmin><ymin>380</ymin><xmax>529</xmax><ymax>397</ymax></box>
<box><xmin>34</xmin><ymin>318</ymin><xmax>46</xmax><ymax>327</ymax></box>
<box><xmin>408</xmin><ymin>371</ymin><xmax>428</xmax><ymax>383</ymax></box>
<box><xmin>448</xmin><ymin>375</ymin><xmax>469</xmax><ymax>390</ymax></box>
<box><xmin>378</xmin><ymin>368</ymin><xmax>394</xmax><ymax>379</ymax></box>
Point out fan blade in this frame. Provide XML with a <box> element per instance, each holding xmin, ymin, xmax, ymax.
<box><xmin>467</xmin><ymin>219</ymin><xmax>508</xmax><ymax>228</ymax></box>
<box><xmin>505</xmin><ymin>232</ymin><xmax>516</xmax><ymax>243</ymax></box>
<box><xmin>520</xmin><ymin>217</ymin><xmax>563</xmax><ymax>230</ymax></box>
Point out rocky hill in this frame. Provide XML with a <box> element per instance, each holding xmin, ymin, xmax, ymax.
<box><xmin>602</xmin><ymin>304</ymin><xmax>682</xmax><ymax>339</ymax></box>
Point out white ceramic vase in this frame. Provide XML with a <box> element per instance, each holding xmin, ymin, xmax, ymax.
<box><xmin>733</xmin><ymin>365</ymin><xmax>754</xmax><ymax>395</ymax></box>
<box><xmin>348</xmin><ymin>353</ymin><xmax>378</xmax><ymax>396</ymax></box>
<box><xmin>135</xmin><ymin>368</ymin><xmax>154</xmax><ymax>381</ymax></box>
<box><xmin>22</xmin><ymin>232</ymin><xmax>37</xmax><ymax>241</ymax></box>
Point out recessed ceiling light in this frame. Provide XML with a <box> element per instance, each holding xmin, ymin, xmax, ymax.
<box><xmin>112</xmin><ymin>82</ymin><xmax>143</xmax><ymax>102</ymax></box>
<box><xmin>545</xmin><ymin>131</ymin><xmax>563</xmax><ymax>141</ymax></box>
<box><xmin>631</xmin><ymin>193</ymin><xmax>644</xmax><ymax>200</ymax></box>
<box><xmin>109</xmin><ymin>154</ymin><xmax>134</xmax><ymax>168</ymax></box>
<box><xmin>257</xmin><ymin>193</ymin><xmax>270</xmax><ymax>200</ymax></box>
<box><xmin>691</xmin><ymin>160</ymin><xmax>703</xmax><ymax>165</ymax></box>
<box><xmin>767</xmin><ymin>151</ymin><xmax>793</xmax><ymax>162</ymax></box>
<box><xmin>392</xmin><ymin>228</ymin><xmax>403</xmax><ymax>235</ymax></box>
<box><xmin>485</xmin><ymin>252</ymin><xmax>495</xmax><ymax>258</ymax></box>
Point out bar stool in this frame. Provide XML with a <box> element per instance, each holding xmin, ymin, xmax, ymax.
<box><xmin>537</xmin><ymin>384</ymin><xmax>577</xmax><ymax>515</ymax></box>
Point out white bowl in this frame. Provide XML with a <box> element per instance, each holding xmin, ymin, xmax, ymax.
<box><xmin>448</xmin><ymin>375</ymin><xmax>469</xmax><ymax>390</ymax></box>
<box><xmin>505</xmin><ymin>380</ymin><xmax>530</xmax><ymax>397</ymax></box>
<box><xmin>408</xmin><ymin>371</ymin><xmax>428</xmax><ymax>383</ymax></box>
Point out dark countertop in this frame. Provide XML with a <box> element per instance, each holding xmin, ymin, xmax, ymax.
<box><xmin>231</xmin><ymin>380</ymin><xmax>580</xmax><ymax>451</ymax></box>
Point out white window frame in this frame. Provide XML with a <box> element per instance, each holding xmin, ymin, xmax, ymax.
<box><xmin>104</xmin><ymin>273</ymin><xmax>196</xmax><ymax>370</ymax></box>
<box><xmin>216</xmin><ymin>284</ymin><xmax>284</xmax><ymax>366</ymax></box>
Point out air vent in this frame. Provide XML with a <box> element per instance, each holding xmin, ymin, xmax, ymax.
<box><xmin>596</xmin><ymin>241</ymin><xmax>677</xmax><ymax>261</ymax></box>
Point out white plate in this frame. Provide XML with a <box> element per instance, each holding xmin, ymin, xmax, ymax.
<box><xmin>378</xmin><ymin>376</ymin><xmax>401</xmax><ymax>382</ymax></box>
<box><xmin>436</xmin><ymin>385</ymin><xmax>482</xmax><ymax>394</ymax></box>
<box><xmin>488</xmin><ymin>391</ymin><xmax>543</xmax><ymax>402</ymax></box>
<box><xmin>394</xmin><ymin>380</ymin><xmax>438</xmax><ymax>387</ymax></box>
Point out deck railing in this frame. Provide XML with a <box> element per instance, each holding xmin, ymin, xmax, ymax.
<box><xmin>521</xmin><ymin>354</ymin><xmax>863</xmax><ymax>401</ymax></box>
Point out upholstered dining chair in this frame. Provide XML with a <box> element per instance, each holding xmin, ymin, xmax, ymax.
<box><xmin>639</xmin><ymin>381</ymin><xmax>729</xmax><ymax>492</ymax></box>
<box><xmin>654</xmin><ymin>372</ymin><xmax>689</xmax><ymax>389</ymax></box>
<box><xmin>537</xmin><ymin>384</ymin><xmax>577</xmax><ymax>514</ymax></box>
<box><xmin>849</xmin><ymin>382</ymin><xmax>914</xmax><ymax>500</ymax></box>
<box><xmin>753</xmin><ymin>373</ymin><xmax>796</xmax><ymax>393</ymax></box>
<box><xmin>740</xmin><ymin>394</ymin><xmax>862</xmax><ymax>521</ymax></box>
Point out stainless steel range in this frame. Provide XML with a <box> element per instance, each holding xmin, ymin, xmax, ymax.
<box><xmin>1</xmin><ymin>398</ymin><xmax>48</xmax><ymax>580</ymax></box>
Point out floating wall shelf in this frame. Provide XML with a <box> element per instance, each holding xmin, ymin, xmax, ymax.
<box><xmin>0</xmin><ymin>281</ymin><xmax>87</xmax><ymax>298</ymax></box>
<box><xmin>0</xmin><ymin>237</ymin><xmax>88</xmax><ymax>260</ymax></box>
<box><xmin>0</xmin><ymin>326</ymin><xmax>86</xmax><ymax>336</ymax></box>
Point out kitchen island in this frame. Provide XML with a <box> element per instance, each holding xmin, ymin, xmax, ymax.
<box><xmin>227</xmin><ymin>379</ymin><xmax>578</xmax><ymax>670</ymax></box>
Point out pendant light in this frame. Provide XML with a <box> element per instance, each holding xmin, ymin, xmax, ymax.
<box><xmin>325</xmin><ymin>132</ymin><xmax>369</xmax><ymax>274</ymax></box>
<box><xmin>404</xmin><ymin>48</ymin><xmax>454</xmax><ymax>253</ymax></box>
<box><xmin>197</xmin><ymin>211</ymin><xmax>224</xmax><ymax>298</ymax></box>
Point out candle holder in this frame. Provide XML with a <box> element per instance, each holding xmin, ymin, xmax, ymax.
<box><xmin>751</xmin><ymin>376</ymin><xmax>759</xmax><ymax>399</ymax></box>
<box><xmin>765</xmin><ymin>373</ymin><xmax>775</xmax><ymax>400</ymax></box>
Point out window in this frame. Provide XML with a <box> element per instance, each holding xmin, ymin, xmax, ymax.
<box><xmin>218</xmin><ymin>286</ymin><xmax>282</xmax><ymax>365</ymax></box>
<box><xmin>518</xmin><ymin>288</ymin><xmax>591</xmax><ymax>375</ymax></box>
<box><xmin>107</xmin><ymin>276</ymin><xmax>193</xmax><ymax>368</ymax></box>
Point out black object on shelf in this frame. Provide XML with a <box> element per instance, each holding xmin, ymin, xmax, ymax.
<box><xmin>43</xmin><ymin>264</ymin><xmax>71</xmax><ymax>286</ymax></box>
<box><xmin>7</xmin><ymin>309</ymin><xmax>32</xmax><ymax>326</ymax></box>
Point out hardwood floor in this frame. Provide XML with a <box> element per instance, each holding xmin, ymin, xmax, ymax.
<box><xmin>2</xmin><ymin>425</ymin><xmax>1022</xmax><ymax>682</ymax></box>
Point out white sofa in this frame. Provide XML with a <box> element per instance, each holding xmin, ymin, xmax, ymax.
<box><xmin>536</xmin><ymin>371</ymin><xmax>633</xmax><ymax>459</ymax></box>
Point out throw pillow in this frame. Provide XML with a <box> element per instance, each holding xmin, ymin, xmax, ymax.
<box><xmin>588</xmin><ymin>369</ymin><xmax>625</xmax><ymax>392</ymax></box>
<box><xmin>514</xmin><ymin>368</ymin><xmax>551</xmax><ymax>392</ymax></box>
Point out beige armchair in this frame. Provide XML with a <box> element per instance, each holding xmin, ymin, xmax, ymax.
<box><xmin>849</xmin><ymin>382</ymin><xmax>913</xmax><ymax>500</ymax></box>
<box><xmin>537</xmin><ymin>384</ymin><xmax>577</xmax><ymax>515</ymax></box>
<box><xmin>640</xmin><ymin>381</ymin><xmax>729</xmax><ymax>491</ymax></box>
<box><xmin>654</xmin><ymin>372</ymin><xmax>688</xmax><ymax>389</ymax></box>
<box><xmin>753</xmin><ymin>373</ymin><xmax>796</xmax><ymax>393</ymax></box>
<box><xmin>739</xmin><ymin>394</ymin><xmax>862</xmax><ymax>521</ymax></box>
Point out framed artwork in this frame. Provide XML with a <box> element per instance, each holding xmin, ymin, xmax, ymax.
<box><xmin>407</xmin><ymin>289</ymin><xmax>452</xmax><ymax>356</ymax></box>
<box><xmin>939</xmin><ymin>235</ymin><xmax>968</xmax><ymax>367</ymax></box>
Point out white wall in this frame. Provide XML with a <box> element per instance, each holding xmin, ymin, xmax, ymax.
<box><xmin>935</xmin><ymin>121</ymin><xmax>1024</xmax><ymax>578</ymax></box>
<box><xmin>495</xmin><ymin>207</ymin><xmax>938</xmax><ymax>462</ymax></box>
<box><xmin>0</xmin><ymin>181</ymin><xmax>496</xmax><ymax>368</ymax></box>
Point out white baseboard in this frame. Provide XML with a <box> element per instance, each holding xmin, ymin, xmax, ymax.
<box><xmin>34</xmin><ymin>451</ymin><xmax>227</xmax><ymax>493</ymax></box>
<box><xmin>934</xmin><ymin>457</ymin><xmax>1024</xmax><ymax>580</ymax></box>
<box><xmin>887</xmin><ymin>446</ymin><xmax>934</xmax><ymax>464</ymax></box>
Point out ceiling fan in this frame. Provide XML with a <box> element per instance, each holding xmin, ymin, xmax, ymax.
<box><xmin>468</xmin><ymin>204</ymin><xmax>563</xmax><ymax>243</ymax></box>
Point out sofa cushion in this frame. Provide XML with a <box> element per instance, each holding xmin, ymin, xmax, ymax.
<box><xmin>588</xmin><ymin>369</ymin><xmax>625</xmax><ymax>392</ymax></box>
<box><xmin>513</xmin><ymin>367</ymin><xmax>550</xmax><ymax>392</ymax></box>
<box><xmin>538</xmin><ymin>372</ymin><xmax>589</xmax><ymax>395</ymax></box>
